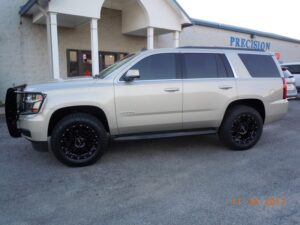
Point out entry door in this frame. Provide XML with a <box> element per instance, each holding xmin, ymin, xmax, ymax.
<box><xmin>182</xmin><ymin>53</ymin><xmax>237</xmax><ymax>129</ymax></box>
<box><xmin>114</xmin><ymin>53</ymin><xmax>183</xmax><ymax>135</ymax></box>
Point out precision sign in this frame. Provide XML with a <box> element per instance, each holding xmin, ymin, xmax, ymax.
<box><xmin>230</xmin><ymin>36</ymin><xmax>271</xmax><ymax>51</ymax></box>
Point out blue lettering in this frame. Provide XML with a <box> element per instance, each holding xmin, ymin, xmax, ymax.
<box><xmin>230</xmin><ymin>37</ymin><xmax>235</xmax><ymax>46</ymax></box>
<box><xmin>241</xmin><ymin>39</ymin><xmax>246</xmax><ymax>48</ymax></box>
<box><xmin>246</xmin><ymin>40</ymin><xmax>251</xmax><ymax>48</ymax></box>
<box><xmin>254</xmin><ymin>41</ymin><xmax>259</xmax><ymax>49</ymax></box>
<box><xmin>229</xmin><ymin>37</ymin><xmax>271</xmax><ymax>50</ymax></box>
<box><xmin>235</xmin><ymin>38</ymin><xmax>240</xmax><ymax>47</ymax></box>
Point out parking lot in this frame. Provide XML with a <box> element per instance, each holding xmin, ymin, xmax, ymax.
<box><xmin>0</xmin><ymin>100</ymin><xmax>300</xmax><ymax>225</ymax></box>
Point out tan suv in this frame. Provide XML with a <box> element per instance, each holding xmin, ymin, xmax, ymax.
<box><xmin>5</xmin><ymin>47</ymin><xmax>288</xmax><ymax>167</ymax></box>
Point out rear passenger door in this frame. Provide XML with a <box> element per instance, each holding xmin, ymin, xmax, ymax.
<box><xmin>182</xmin><ymin>53</ymin><xmax>237</xmax><ymax>129</ymax></box>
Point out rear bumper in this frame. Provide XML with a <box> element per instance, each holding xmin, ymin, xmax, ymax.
<box><xmin>265</xmin><ymin>99</ymin><xmax>289</xmax><ymax>124</ymax></box>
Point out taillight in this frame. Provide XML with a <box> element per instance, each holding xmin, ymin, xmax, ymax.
<box><xmin>282</xmin><ymin>78</ymin><xmax>287</xmax><ymax>99</ymax></box>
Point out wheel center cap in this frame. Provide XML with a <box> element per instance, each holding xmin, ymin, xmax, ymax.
<box><xmin>75</xmin><ymin>137</ymin><xmax>86</xmax><ymax>148</ymax></box>
<box><xmin>239</xmin><ymin>125</ymin><xmax>247</xmax><ymax>135</ymax></box>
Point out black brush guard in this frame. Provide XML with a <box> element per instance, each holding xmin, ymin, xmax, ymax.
<box><xmin>5</xmin><ymin>85</ymin><xmax>26</xmax><ymax>137</ymax></box>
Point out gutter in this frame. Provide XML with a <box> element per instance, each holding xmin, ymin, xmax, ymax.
<box><xmin>19</xmin><ymin>0</ymin><xmax>37</xmax><ymax>16</ymax></box>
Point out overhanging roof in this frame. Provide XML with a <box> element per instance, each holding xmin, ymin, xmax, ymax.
<box><xmin>192</xmin><ymin>18</ymin><xmax>300</xmax><ymax>44</ymax></box>
<box><xmin>19</xmin><ymin>0</ymin><xmax>300</xmax><ymax>44</ymax></box>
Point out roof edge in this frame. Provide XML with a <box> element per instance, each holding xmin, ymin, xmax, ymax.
<box><xmin>19</xmin><ymin>0</ymin><xmax>37</xmax><ymax>16</ymax></box>
<box><xmin>192</xmin><ymin>18</ymin><xmax>300</xmax><ymax>44</ymax></box>
<box><xmin>172</xmin><ymin>0</ymin><xmax>192</xmax><ymax>24</ymax></box>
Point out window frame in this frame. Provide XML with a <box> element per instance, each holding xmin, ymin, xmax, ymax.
<box><xmin>66</xmin><ymin>49</ymin><xmax>128</xmax><ymax>77</ymax></box>
<box><xmin>120</xmin><ymin>53</ymin><xmax>182</xmax><ymax>82</ymax></box>
<box><xmin>181</xmin><ymin>53</ymin><xmax>235</xmax><ymax>79</ymax></box>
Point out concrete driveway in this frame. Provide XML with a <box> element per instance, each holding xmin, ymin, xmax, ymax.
<box><xmin>0</xmin><ymin>101</ymin><xmax>300</xmax><ymax>225</ymax></box>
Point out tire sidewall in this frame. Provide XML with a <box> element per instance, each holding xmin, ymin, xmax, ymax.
<box><xmin>51</xmin><ymin>113</ymin><xmax>108</xmax><ymax>167</ymax></box>
<box><xmin>219</xmin><ymin>106</ymin><xmax>263</xmax><ymax>150</ymax></box>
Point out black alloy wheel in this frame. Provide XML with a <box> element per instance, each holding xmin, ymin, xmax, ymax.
<box><xmin>231</xmin><ymin>113</ymin><xmax>259</xmax><ymax>145</ymax></box>
<box><xmin>219</xmin><ymin>105</ymin><xmax>263</xmax><ymax>150</ymax></box>
<box><xmin>51</xmin><ymin>113</ymin><xmax>108</xmax><ymax>167</ymax></box>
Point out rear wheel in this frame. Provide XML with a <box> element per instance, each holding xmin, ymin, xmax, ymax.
<box><xmin>51</xmin><ymin>113</ymin><xmax>108</xmax><ymax>167</ymax></box>
<box><xmin>219</xmin><ymin>105</ymin><xmax>263</xmax><ymax>150</ymax></box>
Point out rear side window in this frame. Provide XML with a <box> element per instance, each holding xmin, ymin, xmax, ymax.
<box><xmin>239</xmin><ymin>54</ymin><xmax>281</xmax><ymax>78</ymax></box>
<box><xmin>284</xmin><ymin>65</ymin><xmax>300</xmax><ymax>74</ymax></box>
<box><xmin>130</xmin><ymin>53</ymin><xmax>176</xmax><ymax>80</ymax></box>
<box><xmin>183</xmin><ymin>53</ymin><xmax>234</xmax><ymax>79</ymax></box>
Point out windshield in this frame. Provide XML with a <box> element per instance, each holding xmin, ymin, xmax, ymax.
<box><xmin>95</xmin><ymin>53</ymin><xmax>137</xmax><ymax>79</ymax></box>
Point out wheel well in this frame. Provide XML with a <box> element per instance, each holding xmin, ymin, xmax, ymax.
<box><xmin>48</xmin><ymin>106</ymin><xmax>110</xmax><ymax>136</ymax></box>
<box><xmin>225</xmin><ymin>99</ymin><xmax>266</xmax><ymax>122</ymax></box>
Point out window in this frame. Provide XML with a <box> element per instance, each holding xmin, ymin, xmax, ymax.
<box><xmin>67</xmin><ymin>50</ymin><xmax>128</xmax><ymax>77</ymax></box>
<box><xmin>68</xmin><ymin>51</ymin><xmax>79</xmax><ymax>77</ymax></box>
<box><xmin>183</xmin><ymin>53</ymin><xmax>233</xmax><ymax>78</ymax></box>
<box><xmin>239</xmin><ymin>54</ymin><xmax>281</xmax><ymax>78</ymax></box>
<box><xmin>285</xmin><ymin>65</ymin><xmax>300</xmax><ymax>74</ymax></box>
<box><xmin>219</xmin><ymin>54</ymin><xmax>234</xmax><ymax>77</ymax></box>
<box><xmin>130</xmin><ymin>53</ymin><xmax>177</xmax><ymax>80</ymax></box>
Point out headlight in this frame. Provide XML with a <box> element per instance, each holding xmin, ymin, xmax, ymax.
<box><xmin>19</xmin><ymin>92</ymin><xmax>47</xmax><ymax>115</ymax></box>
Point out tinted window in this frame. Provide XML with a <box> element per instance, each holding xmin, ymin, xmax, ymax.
<box><xmin>183</xmin><ymin>53</ymin><xmax>233</xmax><ymax>78</ymax></box>
<box><xmin>184</xmin><ymin>53</ymin><xmax>218</xmax><ymax>78</ymax></box>
<box><xmin>285</xmin><ymin>65</ymin><xmax>300</xmax><ymax>74</ymax></box>
<box><xmin>239</xmin><ymin>54</ymin><xmax>281</xmax><ymax>78</ymax></box>
<box><xmin>130</xmin><ymin>54</ymin><xmax>176</xmax><ymax>80</ymax></box>
<box><xmin>220</xmin><ymin>54</ymin><xmax>235</xmax><ymax>77</ymax></box>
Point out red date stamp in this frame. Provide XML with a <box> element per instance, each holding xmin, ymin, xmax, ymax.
<box><xmin>231</xmin><ymin>196</ymin><xmax>287</xmax><ymax>207</ymax></box>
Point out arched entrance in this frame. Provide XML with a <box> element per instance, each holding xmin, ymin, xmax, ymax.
<box><xmin>19</xmin><ymin>0</ymin><xmax>191</xmax><ymax>79</ymax></box>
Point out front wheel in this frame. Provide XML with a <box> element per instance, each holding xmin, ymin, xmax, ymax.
<box><xmin>51</xmin><ymin>113</ymin><xmax>109</xmax><ymax>167</ymax></box>
<box><xmin>219</xmin><ymin>105</ymin><xmax>263</xmax><ymax>150</ymax></box>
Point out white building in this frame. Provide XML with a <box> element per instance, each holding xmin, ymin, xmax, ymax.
<box><xmin>1</xmin><ymin>0</ymin><xmax>300</xmax><ymax>103</ymax></box>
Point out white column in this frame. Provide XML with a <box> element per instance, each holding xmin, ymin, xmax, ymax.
<box><xmin>90</xmin><ymin>18</ymin><xmax>100</xmax><ymax>76</ymax></box>
<box><xmin>147</xmin><ymin>27</ymin><xmax>154</xmax><ymax>50</ymax></box>
<box><xmin>46</xmin><ymin>16</ymin><xmax>53</xmax><ymax>78</ymax></box>
<box><xmin>49</xmin><ymin>13</ymin><xmax>60</xmax><ymax>80</ymax></box>
<box><xmin>173</xmin><ymin>31</ymin><xmax>180</xmax><ymax>48</ymax></box>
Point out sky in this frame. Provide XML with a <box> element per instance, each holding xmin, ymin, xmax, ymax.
<box><xmin>177</xmin><ymin>0</ymin><xmax>300</xmax><ymax>40</ymax></box>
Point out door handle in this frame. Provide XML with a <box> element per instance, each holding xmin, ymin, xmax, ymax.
<box><xmin>164</xmin><ymin>88</ymin><xmax>180</xmax><ymax>92</ymax></box>
<box><xmin>219</xmin><ymin>85</ymin><xmax>233</xmax><ymax>90</ymax></box>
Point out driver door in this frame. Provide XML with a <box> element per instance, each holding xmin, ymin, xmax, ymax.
<box><xmin>114</xmin><ymin>53</ymin><xmax>183</xmax><ymax>135</ymax></box>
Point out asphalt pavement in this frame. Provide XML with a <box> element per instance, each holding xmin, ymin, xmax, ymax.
<box><xmin>0</xmin><ymin>101</ymin><xmax>300</xmax><ymax>225</ymax></box>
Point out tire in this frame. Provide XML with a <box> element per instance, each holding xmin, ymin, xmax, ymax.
<box><xmin>51</xmin><ymin>113</ymin><xmax>109</xmax><ymax>167</ymax></box>
<box><xmin>219</xmin><ymin>105</ymin><xmax>263</xmax><ymax>151</ymax></box>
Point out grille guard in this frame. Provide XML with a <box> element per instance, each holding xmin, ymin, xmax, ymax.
<box><xmin>5</xmin><ymin>84</ymin><xmax>27</xmax><ymax>138</ymax></box>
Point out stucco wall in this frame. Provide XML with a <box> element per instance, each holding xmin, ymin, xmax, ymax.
<box><xmin>0</xmin><ymin>0</ymin><xmax>50</xmax><ymax>104</ymax></box>
<box><xmin>0</xmin><ymin>3</ymin><xmax>147</xmax><ymax>102</ymax></box>
<box><xmin>157</xmin><ymin>25</ymin><xmax>300</xmax><ymax>62</ymax></box>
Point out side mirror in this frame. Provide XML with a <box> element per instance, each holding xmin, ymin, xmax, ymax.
<box><xmin>124</xmin><ymin>69</ymin><xmax>140</xmax><ymax>82</ymax></box>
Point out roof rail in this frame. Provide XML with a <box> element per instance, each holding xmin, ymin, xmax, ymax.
<box><xmin>178</xmin><ymin>46</ymin><xmax>265</xmax><ymax>52</ymax></box>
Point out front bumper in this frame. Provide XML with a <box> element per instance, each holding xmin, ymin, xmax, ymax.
<box><xmin>5</xmin><ymin>86</ymin><xmax>49</xmax><ymax>142</ymax></box>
